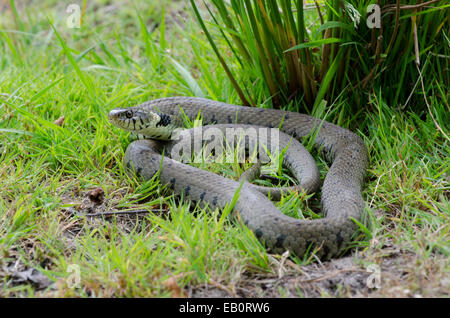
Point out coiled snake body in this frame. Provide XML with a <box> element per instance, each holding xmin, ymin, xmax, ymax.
<box><xmin>108</xmin><ymin>97</ymin><xmax>368</xmax><ymax>259</ymax></box>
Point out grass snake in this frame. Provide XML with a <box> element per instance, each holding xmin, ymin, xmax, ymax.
<box><xmin>108</xmin><ymin>97</ymin><xmax>369</xmax><ymax>259</ymax></box>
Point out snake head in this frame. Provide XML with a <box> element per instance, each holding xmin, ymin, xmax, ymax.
<box><xmin>108</xmin><ymin>107</ymin><xmax>177</xmax><ymax>140</ymax></box>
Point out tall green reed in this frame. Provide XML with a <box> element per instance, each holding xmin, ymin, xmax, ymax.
<box><xmin>191</xmin><ymin>0</ymin><xmax>449</xmax><ymax>113</ymax></box>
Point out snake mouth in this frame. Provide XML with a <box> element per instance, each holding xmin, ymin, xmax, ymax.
<box><xmin>108</xmin><ymin>107</ymin><xmax>177</xmax><ymax>140</ymax></box>
<box><xmin>108</xmin><ymin>108</ymin><xmax>159</xmax><ymax>130</ymax></box>
<box><xmin>107</xmin><ymin>108</ymin><xmax>126</xmax><ymax>123</ymax></box>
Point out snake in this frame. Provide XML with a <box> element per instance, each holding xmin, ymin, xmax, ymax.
<box><xmin>108</xmin><ymin>97</ymin><xmax>369</xmax><ymax>259</ymax></box>
<box><xmin>156</xmin><ymin>123</ymin><xmax>321</xmax><ymax>200</ymax></box>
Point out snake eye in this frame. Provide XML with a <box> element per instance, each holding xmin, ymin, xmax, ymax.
<box><xmin>125</xmin><ymin>110</ymin><xmax>133</xmax><ymax>118</ymax></box>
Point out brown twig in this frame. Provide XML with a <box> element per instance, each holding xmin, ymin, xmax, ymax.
<box><xmin>314</xmin><ymin>0</ymin><xmax>324</xmax><ymax>26</ymax></box>
<box><xmin>386</xmin><ymin>0</ymin><xmax>400</xmax><ymax>54</ymax></box>
<box><xmin>412</xmin><ymin>15</ymin><xmax>420</xmax><ymax>65</ymax></box>
<box><xmin>297</xmin><ymin>268</ymin><xmax>363</xmax><ymax>284</ymax></box>
<box><xmin>85</xmin><ymin>209</ymin><xmax>160</xmax><ymax>217</ymax></box>
<box><xmin>67</xmin><ymin>207</ymin><xmax>163</xmax><ymax>218</ymax></box>
<box><xmin>383</xmin><ymin>0</ymin><xmax>443</xmax><ymax>12</ymax></box>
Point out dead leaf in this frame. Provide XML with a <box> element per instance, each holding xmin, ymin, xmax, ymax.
<box><xmin>53</xmin><ymin>116</ymin><xmax>65</xmax><ymax>126</ymax></box>
<box><xmin>163</xmin><ymin>276</ymin><xmax>185</xmax><ymax>297</ymax></box>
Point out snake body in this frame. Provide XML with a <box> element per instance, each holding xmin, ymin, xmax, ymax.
<box><xmin>162</xmin><ymin>123</ymin><xmax>321</xmax><ymax>200</ymax></box>
<box><xmin>109</xmin><ymin>97</ymin><xmax>368</xmax><ymax>259</ymax></box>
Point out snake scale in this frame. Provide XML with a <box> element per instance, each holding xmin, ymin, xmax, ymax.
<box><xmin>108</xmin><ymin>97</ymin><xmax>369</xmax><ymax>259</ymax></box>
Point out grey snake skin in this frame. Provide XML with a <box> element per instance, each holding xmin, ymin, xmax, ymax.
<box><xmin>108</xmin><ymin>97</ymin><xmax>369</xmax><ymax>259</ymax></box>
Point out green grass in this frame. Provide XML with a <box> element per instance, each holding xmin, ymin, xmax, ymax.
<box><xmin>0</xmin><ymin>1</ymin><xmax>448</xmax><ymax>297</ymax></box>
<box><xmin>190</xmin><ymin>0</ymin><xmax>449</xmax><ymax>112</ymax></box>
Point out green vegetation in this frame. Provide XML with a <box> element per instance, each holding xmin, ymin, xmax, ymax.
<box><xmin>191</xmin><ymin>0</ymin><xmax>449</xmax><ymax>112</ymax></box>
<box><xmin>0</xmin><ymin>1</ymin><xmax>448</xmax><ymax>297</ymax></box>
